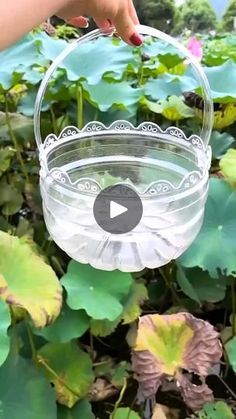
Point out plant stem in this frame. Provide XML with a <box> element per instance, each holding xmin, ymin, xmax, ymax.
<box><xmin>231</xmin><ymin>279</ymin><xmax>236</xmax><ymax>336</ymax></box>
<box><xmin>37</xmin><ymin>356</ymin><xmax>81</xmax><ymax>398</ymax></box>
<box><xmin>111</xmin><ymin>378</ymin><xmax>127</xmax><ymax>419</ymax></box>
<box><xmin>25</xmin><ymin>320</ymin><xmax>37</xmax><ymax>362</ymax></box>
<box><xmin>9</xmin><ymin>306</ymin><xmax>20</xmax><ymax>355</ymax></box>
<box><xmin>50</xmin><ymin>256</ymin><xmax>65</xmax><ymax>277</ymax></box>
<box><xmin>50</xmin><ymin>106</ymin><xmax>59</xmax><ymax>136</ymax></box>
<box><xmin>5</xmin><ymin>97</ymin><xmax>29</xmax><ymax>182</ymax></box>
<box><xmin>216</xmin><ymin>373</ymin><xmax>236</xmax><ymax>400</ymax></box>
<box><xmin>94</xmin><ymin>108</ymin><xmax>99</xmax><ymax>121</ymax></box>
<box><xmin>77</xmin><ymin>83</ymin><xmax>83</xmax><ymax>129</ymax></box>
<box><xmin>158</xmin><ymin>267</ymin><xmax>182</xmax><ymax>306</ymax></box>
<box><xmin>90</xmin><ymin>332</ymin><xmax>95</xmax><ymax>362</ymax></box>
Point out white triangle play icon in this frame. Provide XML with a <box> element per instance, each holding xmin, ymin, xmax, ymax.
<box><xmin>110</xmin><ymin>201</ymin><xmax>128</xmax><ymax>219</ymax></box>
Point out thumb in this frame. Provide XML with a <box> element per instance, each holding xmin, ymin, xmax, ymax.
<box><xmin>113</xmin><ymin>7</ymin><xmax>142</xmax><ymax>46</ymax></box>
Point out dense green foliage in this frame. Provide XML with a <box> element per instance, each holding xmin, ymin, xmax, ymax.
<box><xmin>134</xmin><ymin>0</ymin><xmax>176</xmax><ymax>33</ymax></box>
<box><xmin>176</xmin><ymin>0</ymin><xmax>217</xmax><ymax>33</ymax></box>
<box><xmin>0</xmin><ymin>28</ymin><xmax>236</xmax><ymax>418</ymax></box>
<box><xmin>223</xmin><ymin>0</ymin><xmax>236</xmax><ymax>31</ymax></box>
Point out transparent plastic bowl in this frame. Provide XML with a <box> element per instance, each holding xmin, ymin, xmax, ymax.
<box><xmin>35</xmin><ymin>26</ymin><xmax>213</xmax><ymax>272</ymax></box>
<box><xmin>39</xmin><ymin>121</ymin><xmax>211</xmax><ymax>271</ymax></box>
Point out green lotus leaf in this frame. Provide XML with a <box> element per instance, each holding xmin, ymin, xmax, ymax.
<box><xmin>38</xmin><ymin>342</ymin><xmax>94</xmax><ymax>408</ymax></box>
<box><xmin>0</xmin><ymin>179</ymin><xmax>23</xmax><ymax>216</ymax></box>
<box><xmin>143</xmin><ymin>39</ymin><xmax>184</xmax><ymax>66</ymax></box>
<box><xmin>203</xmin><ymin>60</ymin><xmax>236</xmax><ymax>103</ymax></box>
<box><xmin>144</xmin><ymin>73</ymin><xmax>197</xmax><ymax>101</ymax></box>
<box><xmin>0</xmin><ymin>300</ymin><xmax>11</xmax><ymax>366</ymax></box>
<box><xmin>34</xmin><ymin>31</ymin><xmax>67</xmax><ymax>61</ymax></box>
<box><xmin>179</xmin><ymin>178</ymin><xmax>236</xmax><ymax>277</ymax></box>
<box><xmin>0</xmin><ymin>353</ymin><xmax>57</xmax><ymax>419</ymax></box>
<box><xmin>0</xmin><ymin>230</ymin><xmax>62</xmax><ymax>328</ymax></box>
<box><xmin>176</xmin><ymin>266</ymin><xmax>227</xmax><ymax>304</ymax></box>
<box><xmin>0</xmin><ymin>148</ymin><xmax>15</xmax><ymax>175</ymax></box>
<box><xmin>83</xmin><ymin>80</ymin><xmax>144</xmax><ymax>112</ymax></box>
<box><xmin>112</xmin><ymin>408</ymin><xmax>141</xmax><ymax>419</ymax></box>
<box><xmin>58</xmin><ymin>400</ymin><xmax>95</xmax><ymax>419</ymax></box>
<box><xmin>34</xmin><ymin>304</ymin><xmax>90</xmax><ymax>343</ymax></box>
<box><xmin>204</xmin><ymin>34</ymin><xmax>236</xmax><ymax>66</ymax></box>
<box><xmin>225</xmin><ymin>336</ymin><xmax>236</xmax><ymax>373</ymax></box>
<box><xmin>220</xmin><ymin>149</ymin><xmax>236</xmax><ymax>187</ymax></box>
<box><xmin>54</xmin><ymin>37</ymin><xmax>137</xmax><ymax>84</ymax></box>
<box><xmin>61</xmin><ymin>261</ymin><xmax>132</xmax><ymax>321</ymax></box>
<box><xmin>22</xmin><ymin>67</ymin><xmax>44</xmax><ymax>85</ymax></box>
<box><xmin>0</xmin><ymin>33</ymin><xmax>48</xmax><ymax>90</ymax></box>
<box><xmin>18</xmin><ymin>88</ymin><xmax>49</xmax><ymax>116</ymax></box>
<box><xmin>193</xmin><ymin>401</ymin><xmax>235</xmax><ymax>419</ymax></box>
<box><xmin>210</xmin><ymin>131</ymin><xmax>235</xmax><ymax>160</ymax></box>
<box><xmin>0</xmin><ymin>112</ymin><xmax>34</xmax><ymax>144</ymax></box>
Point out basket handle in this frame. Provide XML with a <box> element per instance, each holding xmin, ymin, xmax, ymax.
<box><xmin>34</xmin><ymin>24</ymin><xmax>213</xmax><ymax>149</ymax></box>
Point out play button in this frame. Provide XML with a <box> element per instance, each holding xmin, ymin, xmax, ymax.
<box><xmin>110</xmin><ymin>201</ymin><xmax>128</xmax><ymax>219</ymax></box>
<box><xmin>93</xmin><ymin>184</ymin><xmax>143</xmax><ymax>234</ymax></box>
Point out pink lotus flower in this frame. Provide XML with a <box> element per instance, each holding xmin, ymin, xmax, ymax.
<box><xmin>187</xmin><ymin>36</ymin><xmax>203</xmax><ymax>62</ymax></box>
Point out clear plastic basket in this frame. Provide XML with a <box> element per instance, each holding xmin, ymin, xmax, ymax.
<box><xmin>34</xmin><ymin>25</ymin><xmax>213</xmax><ymax>272</ymax></box>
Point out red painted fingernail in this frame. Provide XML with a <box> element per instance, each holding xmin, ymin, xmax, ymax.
<box><xmin>129</xmin><ymin>33</ymin><xmax>143</xmax><ymax>46</ymax></box>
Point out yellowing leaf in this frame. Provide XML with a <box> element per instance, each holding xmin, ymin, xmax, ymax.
<box><xmin>213</xmin><ymin>104</ymin><xmax>236</xmax><ymax>130</ymax></box>
<box><xmin>90</xmin><ymin>318</ymin><xmax>121</xmax><ymax>337</ymax></box>
<box><xmin>220</xmin><ymin>149</ymin><xmax>236</xmax><ymax>188</ymax></box>
<box><xmin>122</xmin><ymin>282</ymin><xmax>148</xmax><ymax>325</ymax></box>
<box><xmin>38</xmin><ymin>342</ymin><xmax>94</xmax><ymax>408</ymax></box>
<box><xmin>0</xmin><ymin>231</ymin><xmax>62</xmax><ymax>328</ymax></box>
<box><xmin>134</xmin><ymin>314</ymin><xmax>193</xmax><ymax>375</ymax></box>
<box><xmin>196</xmin><ymin>104</ymin><xmax>236</xmax><ymax>130</ymax></box>
<box><xmin>132</xmin><ymin>313</ymin><xmax>222</xmax><ymax>406</ymax></box>
<box><xmin>144</xmin><ymin>96</ymin><xmax>194</xmax><ymax>121</ymax></box>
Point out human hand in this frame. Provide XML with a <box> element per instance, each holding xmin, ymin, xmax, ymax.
<box><xmin>57</xmin><ymin>0</ymin><xmax>142</xmax><ymax>46</ymax></box>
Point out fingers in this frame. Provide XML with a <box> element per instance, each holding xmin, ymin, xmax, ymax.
<box><xmin>113</xmin><ymin>3</ymin><xmax>142</xmax><ymax>46</ymax></box>
<box><xmin>128</xmin><ymin>0</ymin><xmax>140</xmax><ymax>25</ymax></box>
<box><xmin>94</xmin><ymin>18</ymin><xmax>112</xmax><ymax>30</ymax></box>
<box><xmin>68</xmin><ymin>16</ymin><xmax>89</xmax><ymax>28</ymax></box>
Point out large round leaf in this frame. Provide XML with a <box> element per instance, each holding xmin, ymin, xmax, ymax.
<box><xmin>83</xmin><ymin>80</ymin><xmax>143</xmax><ymax>113</ymax></box>
<box><xmin>58</xmin><ymin>400</ymin><xmax>95</xmax><ymax>419</ymax></box>
<box><xmin>113</xmin><ymin>408</ymin><xmax>141</xmax><ymax>419</ymax></box>
<box><xmin>0</xmin><ymin>231</ymin><xmax>62</xmax><ymax>328</ymax></box>
<box><xmin>0</xmin><ymin>300</ymin><xmax>11</xmax><ymax>366</ymax></box>
<box><xmin>210</xmin><ymin>131</ymin><xmax>235</xmax><ymax>160</ymax></box>
<box><xmin>143</xmin><ymin>96</ymin><xmax>194</xmax><ymax>121</ymax></box>
<box><xmin>54</xmin><ymin>37</ymin><xmax>137</xmax><ymax>84</ymax></box>
<box><xmin>61</xmin><ymin>261</ymin><xmax>132</xmax><ymax>321</ymax></box>
<box><xmin>132</xmin><ymin>313</ymin><xmax>222</xmax><ymax>404</ymax></box>
<box><xmin>176</xmin><ymin>266</ymin><xmax>227</xmax><ymax>304</ymax></box>
<box><xmin>34</xmin><ymin>305</ymin><xmax>89</xmax><ymax>343</ymax></box>
<box><xmin>220</xmin><ymin>148</ymin><xmax>236</xmax><ymax>187</ymax></box>
<box><xmin>225</xmin><ymin>336</ymin><xmax>236</xmax><ymax>373</ymax></box>
<box><xmin>38</xmin><ymin>342</ymin><xmax>94</xmax><ymax>408</ymax></box>
<box><xmin>179</xmin><ymin>178</ymin><xmax>236</xmax><ymax>278</ymax></box>
<box><xmin>0</xmin><ymin>34</ymin><xmax>47</xmax><ymax>90</ymax></box>
<box><xmin>0</xmin><ymin>353</ymin><xmax>57</xmax><ymax>419</ymax></box>
<box><xmin>204</xmin><ymin>61</ymin><xmax>236</xmax><ymax>103</ymax></box>
<box><xmin>144</xmin><ymin>73</ymin><xmax>197</xmax><ymax>101</ymax></box>
<box><xmin>195</xmin><ymin>402</ymin><xmax>235</xmax><ymax>419</ymax></box>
